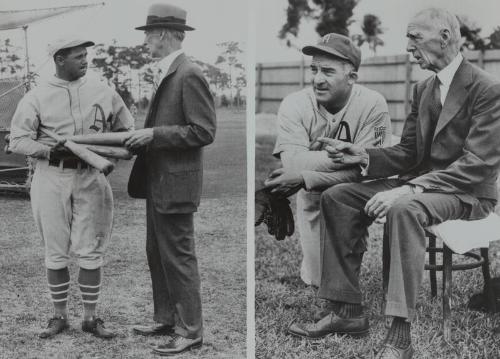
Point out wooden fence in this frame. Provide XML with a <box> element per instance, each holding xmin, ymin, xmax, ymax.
<box><xmin>256</xmin><ymin>50</ymin><xmax>500</xmax><ymax>135</ymax></box>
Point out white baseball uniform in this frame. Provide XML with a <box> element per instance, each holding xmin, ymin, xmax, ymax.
<box><xmin>10</xmin><ymin>75</ymin><xmax>134</xmax><ymax>269</ymax></box>
<box><xmin>273</xmin><ymin>85</ymin><xmax>392</xmax><ymax>286</ymax></box>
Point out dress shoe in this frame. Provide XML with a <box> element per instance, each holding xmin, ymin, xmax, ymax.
<box><xmin>39</xmin><ymin>316</ymin><xmax>69</xmax><ymax>339</ymax></box>
<box><xmin>82</xmin><ymin>317</ymin><xmax>115</xmax><ymax>339</ymax></box>
<box><xmin>152</xmin><ymin>334</ymin><xmax>203</xmax><ymax>356</ymax></box>
<box><xmin>133</xmin><ymin>324</ymin><xmax>174</xmax><ymax>336</ymax></box>
<box><xmin>288</xmin><ymin>312</ymin><xmax>369</xmax><ymax>339</ymax></box>
<box><xmin>375</xmin><ymin>343</ymin><xmax>414</xmax><ymax>359</ymax></box>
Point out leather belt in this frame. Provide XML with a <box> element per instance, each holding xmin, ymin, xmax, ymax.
<box><xmin>48</xmin><ymin>157</ymin><xmax>89</xmax><ymax>170</ymax></box>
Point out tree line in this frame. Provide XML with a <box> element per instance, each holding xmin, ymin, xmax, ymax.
<box><xmin>0</xmin><ymin>39</ymin><xmax>246</xmax><ymax>109</ymax></box>
<box><xmin>279</xmin><ymin>0</ymin><xmax>500</xmax><ymax>56</ymax></box>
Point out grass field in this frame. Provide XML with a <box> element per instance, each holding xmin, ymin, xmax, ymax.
<box><xmin>255</xmin><ymin>114</ymin><xmax>500</xmax><ymax>358</ymax></box>
<box><xmin>0</xmin><ymin>108</ymin><xmax>246</xmax><ymax>359</ymax></box>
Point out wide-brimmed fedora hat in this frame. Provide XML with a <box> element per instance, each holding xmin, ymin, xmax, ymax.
<box><xmin>135</xmin><ymin>3</ymin><xmax>195</xmax><ymax>31</ymax></box>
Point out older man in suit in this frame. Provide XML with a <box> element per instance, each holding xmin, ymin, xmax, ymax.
<box><xmin>288</xmin><ymin>7</ymin><xmax>500</xmax><ymax>359</ymax></box>
<box><xmin>125</xmin><ymin>3</ymin><xmax>216</xmax><ymax>356</ymax></box>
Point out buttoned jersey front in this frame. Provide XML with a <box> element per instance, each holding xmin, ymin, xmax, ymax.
<box><xmin>10</xmin><ymin>75</ymin><xmax>134</xmax><ymax>158</ymax></box>
<box><xmin>9</xmin><ymin>73</ymin><xmax>134</xmax><ymax>270</ymax></box>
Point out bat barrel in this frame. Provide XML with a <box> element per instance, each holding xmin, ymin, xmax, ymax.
<box><xmin>40</xmin><ymin>127</ymin><xmax>115</xmax><ymax>175</ymax></box>
<box><xmin>84</xmin><ymin>144</ymin><xmax>133</xmax><ymax>160</ymax></box>
<box><xmin>64</xmin><ymin>140</ymin><xmax>115</xmax><ymax>175</ymax></box>
<box><xmin>68</xmin><ymin>133</ymin><xmax>130</xmax><ymax>146</ymax></box>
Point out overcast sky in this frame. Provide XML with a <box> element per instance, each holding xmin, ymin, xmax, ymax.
<box><xmin>256</xmin><ymin>0</ymin><xmax>500</xmax><ymax>63</ymax></box>
<box><xmin>1</xmin><ymin>0</ymin><xmax>248</xmax><ymax>77</ymax></box>
<box><xmin>3</xmin><ymin>0</ymin><xmax>500</xmax><ymax>72</ymax></box>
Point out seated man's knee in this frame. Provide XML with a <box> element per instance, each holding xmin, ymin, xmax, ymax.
<box><xmin>386</xmin><ymin>197</ymin><xmax>426</xmax><ymax>222</ymax></box>
<box><xmin>320</xmin><ymin>183</ymin><xmax>358</xmax><ymax>207</ymax></box>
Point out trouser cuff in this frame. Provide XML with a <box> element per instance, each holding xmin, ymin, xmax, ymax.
<box><xmin>153</xmin><ymin>314</ymin><xmax>175</xmax><ymax>326</ymax></box>
<box><xmin>385</xmin><ymin>301</ymin><xmax>414</xmax><ymax>321</ymax></box>
<box><xmin>318</xmin><ymin>289</ymin><xmax>362</xmax><ymax>304</ymax></box>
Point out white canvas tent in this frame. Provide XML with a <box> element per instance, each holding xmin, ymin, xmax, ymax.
<box><xmin>0</xmin><ymin>4</ymin><xmax>103</xmax><ymax>30</ymax></box>
<box><xmin>0</xmin><ymin>3</ymin><xmax>104</xmax><ymax>86</ymax></box>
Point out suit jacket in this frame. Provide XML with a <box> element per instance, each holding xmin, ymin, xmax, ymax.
<box><xmin>366</xmin><ymin>59</ymin><xmax>500</xmax><ymax>217</ymax></box>
<box><xmin>128</xmin><ymin>53</ymin><xmax>216</xmax><ymax>213</ymax></box>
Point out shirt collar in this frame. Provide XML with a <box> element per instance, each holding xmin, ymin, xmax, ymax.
<box><xmin>316</xmin><ymin>84</ymin><xmax>356</xmax><ymax>120</ymax></box>
<box><xmin>49</xmin><ymin>75</ymin><xmax>86</xmax><ymax>87</ymax></box>
<box><xmin>154</xmin><ymin>49</ymin><xmax>184</xmax><ymax>81</ymax></box>
<box><xmin>436</xmin><ymin>52</ymin><xmax>463</xmax><ymax>87</ymax></box>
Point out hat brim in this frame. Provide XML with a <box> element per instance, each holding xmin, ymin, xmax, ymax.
<box><xmin>50</xmin><ymin>40</ymin><xmax>95</xmax><ymax>57</ymax></box>
<box><xmin>76</xmin><ymin>41</ymin><xmax>95</xmax><ymax>48</ymax></box>
<box><xmin>302</xmin><ymin>45</ymin><xmax>350</xmax><ymax>62</ymax></box>
<box><xmin>135</xmin><ymin>23</ymin><xmax>195</xmax><ymax>31</ymax></box>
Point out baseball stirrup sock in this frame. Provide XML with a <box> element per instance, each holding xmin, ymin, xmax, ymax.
<box><xmin>78</xmin><ymin>268</ymin><xmax>101</xmax><ymax>317</ymax></box>
<box><xmin>385</xmin><ymin>316</ymin><xmax>411</xmax><ymax>349</ymax></box>
<box><xmin>47</xmin><ymin>268</ymin><xmax>70</xmax><ymax>307</ymax></box>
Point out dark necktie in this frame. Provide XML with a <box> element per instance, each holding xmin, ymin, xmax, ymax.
<box><xmin>422</xmin><ymin>76</ymin><xmax>442</xmax><ymax>173</ymax></box>
<box><xmin>429</xmin><ymin>76</ymin><xmax>442</xmax><ymax>127</ymax></box>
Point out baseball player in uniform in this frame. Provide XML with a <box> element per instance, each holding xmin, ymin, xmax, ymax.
<box><xmin>267</xmin><ymin>33</ymin><xmax>391</xmax><ymax>287</ymax></box>
<box><xmin>9</xmin><ymin>38</ymin><xmax>134</xmax><ymax>339</ymax></box>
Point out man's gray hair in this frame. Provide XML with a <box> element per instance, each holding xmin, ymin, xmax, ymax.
<box><xmin>165</xmin><ymin>28</ymin><xmax>185</xmax><ymax>42</ymax></box>
<box><xmin>415</xmin><ymin>8</ymin><xmax>461</xmax><ymax>48</ymax></box>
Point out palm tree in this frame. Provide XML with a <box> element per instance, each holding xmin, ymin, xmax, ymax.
<box><xmin>352</xmin><ymin>14</ymin><xmax>384</xmax><ymax>56</ymax></box>
<box><xmin>279</xmin><ymin>0</ymin><xmax>359</xmax><ymax>40</ymax></box>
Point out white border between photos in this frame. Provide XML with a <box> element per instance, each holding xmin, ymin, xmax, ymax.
<box><xmin>246</xmin><ymin>0</ymin><xmax>256</xmax><ymax>358</ymax></box>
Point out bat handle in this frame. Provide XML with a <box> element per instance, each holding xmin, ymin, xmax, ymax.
<box><xmin>40</xmin><ymin>126</ymin><xmax>115</xmax><ymax>175</ymax></box>
<box><xmin>64</xmin><ymin>140</ymin><xmax>115</xmax><ymax>175</ymax></box>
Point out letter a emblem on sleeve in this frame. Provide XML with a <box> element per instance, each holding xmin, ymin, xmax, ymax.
<box><xmin>374</xmin><ymin>126</ymin><xmax>386</xmax><ymax>146</ymax></box>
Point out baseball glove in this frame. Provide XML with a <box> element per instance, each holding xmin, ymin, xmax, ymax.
<box><xmin>255</xmin><ymin>188</ymin><xmax>294</xmax><ymax>241</ymax></box>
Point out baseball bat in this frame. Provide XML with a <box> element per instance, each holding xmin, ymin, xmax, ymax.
<box><xmin>68</xmin><ymin>132</ymin><xmax>131</xmax><ymax>146</ymax></box>
<box><xmin>83</xmin><ymin>144</ymin><xmax>133</xmax><ymax>160</ymax></box>
<box><xmin>40</xmin><ymin>128</ymin><xmax>114</xmax><ymax>175</ymax></box>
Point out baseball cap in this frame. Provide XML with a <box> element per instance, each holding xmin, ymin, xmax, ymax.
<box><xmin>302</xmin><ymin>33</ymin><xmax>361</xmax><ymax>70</ymax></box>
<box><xmin>47</xmin><ymin>38</ymin><xmax>95</xmax><ymax>57</ymax></box>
